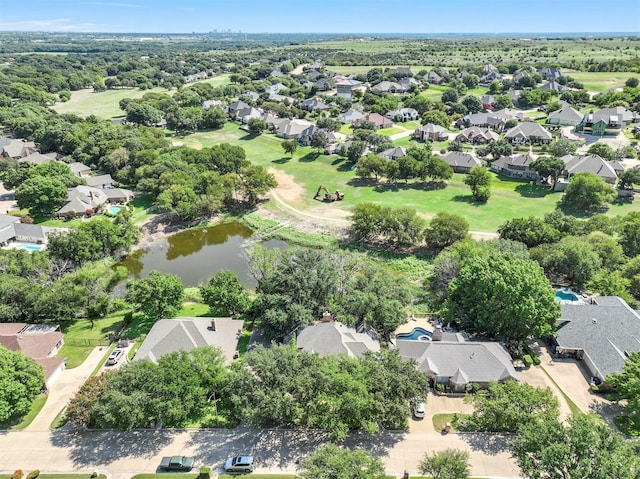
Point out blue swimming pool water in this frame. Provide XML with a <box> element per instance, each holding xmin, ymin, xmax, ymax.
<box><xmin>108</xmin><ymin>206</ymin><xmax>122</xmax><ymax>215</ymax></box>
<box><xmin>17</xmin><ymin>244</ymin><xmax>43</xmax><ymax>252</ymax></box>
<box><xmin>555</xmin><ymin>290</ymin><xmax>579</xmax><ymax>302</ymax></box>
<box><xmin>396</xmin><ymin>327</ymin><xmax>433</xmax><ymax>341</ymax></box>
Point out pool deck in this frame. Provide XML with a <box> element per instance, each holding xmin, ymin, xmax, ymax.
<box><xmin>395</xmin><ymin>317</ymin><xmax>434</xmax><ymax>335</ymax></box>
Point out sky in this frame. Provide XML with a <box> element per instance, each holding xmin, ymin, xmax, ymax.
<box><xmin>0</xmin><ymin>0</ymin><xmax>639</xmax><ymax>34</ymax></box>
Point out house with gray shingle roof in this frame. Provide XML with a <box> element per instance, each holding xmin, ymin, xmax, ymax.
<box><xmin>397</xmin><ymin>339</ymin><xmax>519</xmax><ymax>392</ymax></box>
<box><xmin>18</xmin><ymin>152</ymin><xmax>52</xmax><ymax>166</ymax></box>
<box><xmin>0</xmin><ymin>214</ymin><xmax>53</xmax><ymax>246</ymax></box>
<box><xmin>292</xmin><ymin>321</ymin><xmax>380</xmax><ymax>358</ymax></box>
<box><xmin>68</xmin><ymin>162</ymin><xmax>92</xmax><ymax>177</ymax></box>
<box><xmin>414</xmin><ymin>123</ymin><xmax>448</xmax><ymax>142</ymax></box>
<box><xmin>134</xmin><ymin>317</ymin><xmax>244</xmax><ymax>364</ymax></box>
<box><xmin>86</xmin><ymin>174</ymin><xmax>114</xmax><ymax>189</ymax></box>
<box><xmin>0</xmin><ymin>138</ymin><xmax>37</xmax><ymax>159</ymax></box>
<box><xmin>553</xmin><ymin>296</ymin><xmax>640</xmax><ymax>381</ymax></box>
<box><xmin>491</xmin><ymin>154</ymin><xmax>538</xmax><ymax>180</ymax></box>
<box><xmin>455</xmin><ymin>127</ymin><xmax>498</xmax><ymax>144</ymax></box>
<box><xmin>424</xmin><ymin>71</ymin><xmax>444</xmax><ymax>85</ymax></box>
<box><xmin>385</xmin><ymin>108</ymin><xmax>418</xmax><ymax>122</ymax></box>
<box><xmin>338</xmin><ymin>109</ymin><xmax>365</xmax><ymax>124</ymax></box>
<box><xmin>560</xmin><ymin>154</ymin><xmax>619</xmax><ymax>184</ymax></box>
<box><xmin>57</xmin><ymin>186</ymin><xmax>109</xmax><ymax>216</ymax></box>
<box><xmin>439</xmin><ymin>151</ymin><xmax>482</xmax><ymax>173</ymax></box>
<box><xmin>299</xmin><ymin>98</ymin><xmax>331</xmax><ymax>112</ymax></box>
<box><xmin>380</xmin><ymin>146</ymin><xmax>407</xmax><ymax>161</ymax></box>
<box><xmin>504</xmin><ymin>122</ymin><xmax>552</xmax><ymax>144</ymax></box>
<box><xmin>576</xmin><ymin>106</ymin><xmax>636</xmax><ymax>136</ymax></box>
<box><xmin>547</xmin><ymin>103</ymin><xmax>583</xmax><ymax>126</ymax></box>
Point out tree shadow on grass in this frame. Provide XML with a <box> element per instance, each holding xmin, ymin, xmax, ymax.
<box><xmin>299</xmin><ymin>151</ymin><xmax>320</xmax><ymax>163</ymax></box>
<box><xmin>556</xmin><ymin>202</ymin><xmax>608</xmax><ymax>219</ymax></box>
<box><xmin>450</xmin><ymin>195</ymin><xmax>484</xmax><ymax>206</ymax></box>
<box><xmin>515</xmin><ymin>183</ymin><xmax>556</xmax><ymax>198</ymax></box>
<box><xmin>271</xmin><ymin>157</ymin><xmax>291</xmax><ymax>164</ymax></box>
<box><xmin>337</xmin><ymin>161</ymin><xmax>356</xmax><ymax>172</ymax></box>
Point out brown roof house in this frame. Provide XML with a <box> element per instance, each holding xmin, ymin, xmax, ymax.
<box><xmin>0</xmin><ymin>323</ymin><xmax>65</xmax><ymax>389</ymax></box>
<box><xmin>134</xmin><ymin>317</ymin><xmax>245</xmax><ymax>364</ymax></box>
<box><xmin>414</xmin><ymin>123</ymin><xmax>448</xmax><ymax>142</ymax></box>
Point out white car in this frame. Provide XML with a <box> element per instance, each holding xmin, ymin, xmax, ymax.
<box><xmin>413</xmin><ymin>400</ymin><xmax>426</xmax><ymax>419</ymax></box>
<box><xmin>106</xmin><ymin>348</ymin><xmax>125</xmax><ymax>365</ymax></box>
<box><xmin>224</xmin><ymin>455</ymin><xmax>254</xmax><ymax>473</ymax></box>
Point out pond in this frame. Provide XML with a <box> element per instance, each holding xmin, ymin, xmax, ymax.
<box><xmin>117</xmin><ymin>221</ymin><xmax>289</xmax><ymax>288</ymax></box>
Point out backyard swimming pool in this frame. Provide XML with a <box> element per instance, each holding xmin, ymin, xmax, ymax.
<box><xmin>396</xmin><ymin>327</ymin><xmax>433</xmax><ymax>341</ymax></box>
<box><xmin>555</xmin><ymin>290</ymin><xmax>580</xmax><ymax>302</ymax></box>
<box><xmin>107</xmin><ymin>205</ymin><xmax>122</xmax><ymax>215</ymax></box>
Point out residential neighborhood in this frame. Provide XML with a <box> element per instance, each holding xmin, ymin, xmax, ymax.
<box><xmin>1</xmin><ymin>22</ymin><xmax>640</xmax><ymax>479</ymax></box>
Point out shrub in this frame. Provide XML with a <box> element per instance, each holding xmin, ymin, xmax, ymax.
<box><xmin>522</xmin><ymin>355</ymin><xmax>533</xmax><ymax>367</ymax></box>
<box><xmin>12</xmin><ymin>470</ymin><xmax>23</xmax><ymax>479</ymax></box>
<box><xmin>27</xmin><ymin>471</ymin><xmax>40</xmax><ymax>479</ymax></box>
<box><xmin>199</xmin><ymin>466</ymin><xmax>211</xmax><ymax>479</ymax></box>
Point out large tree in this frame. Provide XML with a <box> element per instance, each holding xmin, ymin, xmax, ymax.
<box><xmin>0</xmin><ymin>346</ymin><xmax>44</xmax><ymax>422</ymax></box>
<box><xmin>530</xmin><ymin>156</ymin><xmax>566</xmax><ymax>183</ymax></box>
<box><xmin>498</xmin><ymin>217</ymin><xmax>560</xmax><ymax>248</ymax></box>
<box><xmin>200</xmin><ymin>270</ymin><xmax>250</xmax><ymax>316</ymax></box>
<box><xmin>125</xmin><ymin>270</ymin><xmax>184</xmax><ymax>319</ymax></box>
<box><xmin>424</xmin><ymin>212</ymin><xmax>469</xmax><ymax>251</ymax></box>
<box><xmin>418</xmin><ymin>449</ymin><xmax>470</xmax><ymax>479</ymax></box>
<box><xmin>563</xmin><ymin>172</ymin><xmax>617</xmax><ymax>210</ymax></box>
<box><xmin>620</xmin><ymin>212</ymin><xmax>640</xmax><ymax>258</ymax></box>
<box><xmin>607</xmin><ymin>351</ymin><xmax>640</xmax><ymax>431</ymax></box>
<box><xmin>467</xmin><ymin>380</ymin><xmax>559</xmax><ymax>432</ymax></box>
<box><xmin>299</xmin><ymin>444</ymin><xmax>386</xmax><ymax>479</ymax></box>
<box><xmin>15</xmin><ymin>176</ymin><xmax>67</xmax><ymax>215</ymax></box>
<box><xmin>464</xmin><ymin>166</ymin><xmax>491</xmax><ymax>202</ymax></box>
<box><xmin>511</xmin><ymin>414</ymin><xmax>640</xmax><ymax>479</ymax></box>
<box><xmin>446</xmin><ymin>251</ymin><xmax>560</xmax><ymax>344</ymax></box>
<box><xmin>542</xmin><ymin>238</ymin><xmax>602</xmax><ymax>286</ymax></box>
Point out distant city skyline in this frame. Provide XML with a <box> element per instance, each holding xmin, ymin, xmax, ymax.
<box><xmin>1</xmin><ymin>0</ymin><xmax>638</xmax><ymax>34</ymax></box>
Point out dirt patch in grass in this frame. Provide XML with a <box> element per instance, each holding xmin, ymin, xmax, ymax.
<box><xmin>269</xmin><ymin>168</ymin><xmax>303</xmax><ymax>205</ymax></box>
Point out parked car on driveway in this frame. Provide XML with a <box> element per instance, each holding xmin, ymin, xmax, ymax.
<box><xmin>106</xmin><ymin>348</ymin><xmax>125</xmax><ymax>365</ymax></box>
<box><xmin>413</xmin><ymin>399</ymin><xmax>425</xmax><ymax>419</ymax></box>
<box><xmin>224</xmin><ymin>455</ymin><xmax>254</xmax><ymax>473</ymax></box>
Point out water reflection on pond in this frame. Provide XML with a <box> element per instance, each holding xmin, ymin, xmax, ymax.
<box><xmin>118</xmin><ymin>221</ymin><xmax>288</xmax><ymax>288</ymax></box>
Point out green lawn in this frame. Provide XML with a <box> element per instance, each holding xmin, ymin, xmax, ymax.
<box><xmin>378</xmin><ymin>126</ymin><xmax>404</xmax><ymax>136</ymax></box>
<box><xmin>191</xmin><ymin>73</ymin><xmax>232</xmax><ymax>87</ymax></box>
<box><xmin>176</xmin><ymin>122</ymin><xmax>640</xmax><ymax>232</ymax></box>
<box><xmin>562</xmin><ymin>71</ymin><xmax>637</xmax><ymax>92</ymax></box>
<box><xmin>52</xmin><ymin>86</ymin><xmax>171</xmax><ymax>119</ymax></box>
<box><xmin>432</xmin><ymin>412</ymin><xmax>471</xmax><ymax>433</ymax></box>
<box><xmin>0</xmin><ymin>393</ymin><xmax>47</xmax><ymax>430</ymax></box>
<box><xmin>57</xmin><ymin>313</ymin><xmax>125</xmax><ymax>368</ymax></box>
<box><xmin>177</xmin><ymin>302</ymin><xmax>211</xmax><ymax>317</ymax></box>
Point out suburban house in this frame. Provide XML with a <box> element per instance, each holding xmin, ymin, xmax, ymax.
<box><xmin>299</xmin><ymin>98</ymin><xmax>331</xmax><ymax>112</ymax></box>
<box><xmin>17</xmin><ymin>152</ymin><xmax>52</xmax><ymax>166</ymax></box>
<box><xmin>547</xmin><ymin>103</ymin><xmax>583</xmax><ymax>126</ymax></box>
<box><xmin>455</xmin><ymin>126</ymin><xmax>498</xmax><ymax>144</ymax></box>
<box><xmin>0</xmin><ymin>323</ymin><xmax>65</xmax><ymax>389</ymax></box>
<box><xmin>397</xmin><ymin>78</ymin><xmax>422</xmax><ymax>91</ymax></box>
<box><xmin>183</xmin><ymin>71</ymin><xmax>210</xmax><ymax>83</ymax></box>
<box><xmin>0</xmin><ymin>138</ymin><xmax>37</xmax><ymax>158</ymax></box>
<box><xmin>239</xmin><ymin>107</ymin><xmax>263</xmax><ymax>124</ymax></box>
<box><xmin>202</xmin><ymin>99</ymin><xmax>223</xmax><ymax>110</ymax></box>
<box><xmin>265</xmin><ymin>83</ymin><xmax>287</xmax><ymax>95</ymax></box>
<box><xmin>490</xmin><ymin>154</ymin><xmax>538</xmax><ymax>180</ymax></box>
<box><xmin>385</xmin><ymin>108</ymin><xmax>419</xmax><ymax>122</ymax></box>
<box><xmin>275</xmin><ymin>119</ymin><xmax>318</xmax><ymax>146</ymax></box>
<box><xmin>371</xmin><ymin>81</ymin><xmax>405</xmax><ymax>94</ymax></box>
<box><xmin>244</xmin><ymin>91</ymin><xmax>260</xmax><ymax>102</ymax></box>
<box><xmin>558</xmin><ymin>154</ymin><xmax>620</xmax><ymax>186</ymax></box>
<box><xmin>134</xmin><ymin>317</ymin><xmax>245</xmax><ymax>364</ymax></box>
<box><xmin>553</xmin><ymin>296</ymin><xmax>640</xmax><ymax>382</ymax></box>
<box><xmin>0</xmin><ymin>214</ymin><xmax>54</xmax><ymax>247</ymax></box>
<box><xmin>424</xmin><ymin>71</ymin><xmax>444</xmax><ymax>84</ymax></box>
<box><xmin>289</xmin><ymin>320</ymin><xmax>380</xmax><ymax>358</ymax></box>
<box><xmin>103</xmin><ymin>188</ymin><xmax>135</xmax><ymax>204</ymax></box>
<box><xmin>539</xmin><ymin>81</ymin><xmax>569</xmax><ymax>93</ymax></box>
<box><xmin>306</xmin><ymin>69</ymin><xmax>322</xmax><ymax>80</ymax></box>
<box><xmin>338</xmin><ymin>109</ymin><xmax>365</xmax><ymax>124</ymax></box>
<box><xmin>226</xmin><ymin>100</ymin><xmax>252</xmax><ymax>119</ymax></box>
<box><xmin>459</xmin><ymin>113</ymin><xmax>506</xmax><ymax>132</ymax></box>
<box><xmin>413</xmin><ymin>123</ymin><xmax>448</xmax><ymax>142</ymax></box>
<box><xmin>380</xmin><ymin>146</ymin><xmax>407</xmax><ymax>161</ymax></box>
<box><xmin>356</xmin><ymin>113</ymin><xmax>393</xmax><ymax>130</ymax></box>
<box><xmin>439</xmin><ymin>151</ymin><xmax>482</xmax><ymax>173</ymax></box>
<box><xmin>397</xmin><ymin>334</ymin><xmax>519</xmax><ymax>392</ymax></box>
<box><xmin>539</xmin><ymin>67</ymin><xmax>563</xmax><ymax>80</ymax></box>
<box><xmin>68</xmin><ymin>162</ymin><xmax>92</xmax><ymax>178</ymax></box>
<box><xmin>507</xmin><ymin>89</ymin><xmax>523</xmax><ymax>104</ymax></box>
<box><xmin>335</xmin><ymin>79</ymin><xmax>362</xmax><ymax>100</ymax></box>
<box><xmin>504</xmin><ymin>122</ymin><xmax>553</xmax><ymax>144</ymax></box>
<box><xmin>313</xmin><ymin>78</ymin><xmax>334</xmax><ymax>91</ymax></box>
<box><xmin>575</xmin><ymin>106</ymin><xmax>636</xmax><ymax>136</ymax></box>
<box><xmin>269</xmin><ymin>93</ymin><xmax>296</xmax><ymax>104</ymax></box>
<box><xmin>86</xmin><ymin>174</ymin><xmax>114</xmax><ymax>189</ymax></box>
<box><xmin>57</xmin><ymin>186</ymin><xmax>109</xmax><ymax>216</ymax></box>
<box><xmin>481</xmin><ymin>95</ymin><xmax>497</xmax><ymax>110</ymax></box>
<box><xmin>479</xmin><ymin>71</ymin><xmax>502</xmax><ymax>86</ymax></box>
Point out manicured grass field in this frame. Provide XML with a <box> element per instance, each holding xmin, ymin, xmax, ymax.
<box><xmin>52</xmin><ymin>86</ymin><xmax>171</xmax><ymax>119</ymax></box>
<box><xmin>178</xmin><ymin>122</ymin><xmax>640</xmax><ymax>232</ymax></box>
<box><xmin>563</xmin><ymin>71</ymin><xmax>637</xmax><ymax>92</ymax></box>
<box><xmin>378</xmin><ymin>126</ymin><xmax>404</xmax><ymax>136</ymax></box>
<box><xmin>57</xmin><ymin>313</ymin><xmax>124</xmax><ymax>368</ymax></box>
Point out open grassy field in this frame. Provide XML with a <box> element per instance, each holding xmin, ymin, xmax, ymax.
<box><xmin>52</xmin><ymin>86</ymin><xmax>171</xmax><ymax>119</ymax></box>
<box><xmin>563</xmin><ymin>70</ymin><xmax>637</xmax><ymax>92</ymax></box>
<box><xmin>191</xmin><ymin>73</ymin><xmax>232</xmax><ymax>87</ymax></box>
<box><xmin>177</xmin><ymin>122</ymin><xmax>640</xmax><ymax>232</ymax></box>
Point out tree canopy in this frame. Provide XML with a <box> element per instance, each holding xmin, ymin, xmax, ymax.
<box><xmin>563</xmin><ymin>172</ymin><xmax>617</xmax><ymax>210</ymax></box>
<box><xmin>0</xmin><ymin>346</ymin><xmax>44</xmax><ymax>422</ymax></box>
<box><xmin>299</xmin><ymin>444</ymin><xmax>387</xmax><ymax>479</ymax></box>
<box><xmin>125</xmin><ymin>270</ymin><xmax>184</xmax><ymax>319</ymax></box>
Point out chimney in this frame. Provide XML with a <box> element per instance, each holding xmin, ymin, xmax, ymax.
<box><xmin>322</xmin><ymin>311</ymin><xmax>332</xmax><ymax>322</ymax></box>
<box><xmin>211</xmin><ymin>319</ymin><xmax>216</xmax><ymax>331</ymax></box>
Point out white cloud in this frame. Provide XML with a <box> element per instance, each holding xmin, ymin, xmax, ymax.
<box><xmin>0</xmin><ymin>18</ymin><xmax>117</xmax><ymax>32</ymax></box>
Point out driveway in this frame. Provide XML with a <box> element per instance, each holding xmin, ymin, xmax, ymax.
<box><xmin>25</xmin><ymin>347</ymin><xmax>107</xmax><ymax>432</ymax></box>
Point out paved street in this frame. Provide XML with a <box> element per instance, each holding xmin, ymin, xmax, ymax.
<box><xmin>0</xmin><ymin>426</ymin><xmax>521</xmax><ymax>478</ymax></box>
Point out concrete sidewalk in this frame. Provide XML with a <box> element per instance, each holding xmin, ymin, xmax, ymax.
<box><xmin>25</xmin><ymin>347</ymin><xmax>108</xmax><ymax>432</ymax></box>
